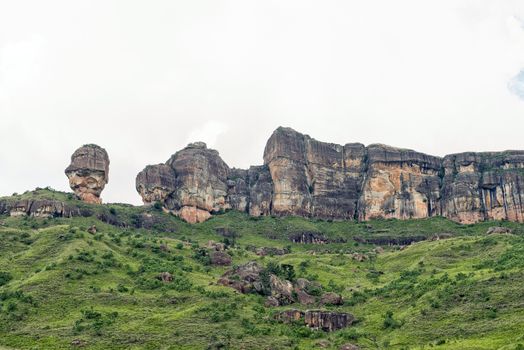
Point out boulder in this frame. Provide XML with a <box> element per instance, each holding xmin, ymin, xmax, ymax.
<box><xmin>269</xmin><ymin>274</ymin><xmax>294</xmax><ymax>304</ymax></box>
<box><xmin>206</xmin><ymin>240</ymin><xmax>226</xmax><ymax>251</ymax></box>
<box><xmin>157</xmin><ymin>272</ymin><xmax>173</xmax><ymax>283</ymax></box>
<box><xmin>339</xmin><ymin>344</ymin><xmax>360</xmax><ymax>350</ymax></box>
<box><xmin>296</xmin><ymin>290</ymin><xmax>316</xmax><ymax>305</ymax></box>
<box><xmin>218</xmin><ymin>261</ymin><xmax>263</xmax><ymax>293</ymax></box>
<box><xmin>210</xmin><ymin>251</ymin><xmax>232</xmax><ymax>266</ymax></box>
<box><xmin>319</xmin><ymin>292</ymin><xmax>343</xmax><ymax>306</ymax></box>
<box><xmin>487</xmin><ymin>226</ymin><xmax>513</xmax><ymax>234</ymax></box>
<box><xmin>264</xmin><ymin>296</ymin><xmax>280</xmax><ymax>307</ymax></box>
<box><xmin>65</xmin><ymin>144</ymin><xmax>109</xmax><ymax>204</ymax></box>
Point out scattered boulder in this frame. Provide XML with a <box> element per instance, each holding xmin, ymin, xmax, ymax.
<box><xmin>210</xmin><ymin>251</ymin><xmax>232</xmax><ymax>266</ymax></box>
<box><xmin>296</xmin><ymin>290</ymin><xmax>316</xmax><ymax>305</ymax></box>
<box><xmin>374</xmin><ymin>246</ymin><xmax>385</xmax><ymax>254</ymax></box>
<box><xmin>295</xmin><ymin>278</ymin><xmax>312</xmax><ymax>291</ymax></box>
<box><xmin>65</xmin><ymin>144</ymin><xmax>109</xmax><ymax>204</ymax></box>
<box><xmin>255</xmin><ymin>246</ymin><xmax>289</xmax><ymax>256</ymax></box>
<box><xmin>157</xmin><ymin>272</ymin><xmax>173</xmax><ymax>283</ymax></box>
<box><xmin>339</xmin><ymin>344</ymin><xmax>360</xmax><ymax>350</ymax></box>
<box><xmin>320</xmin><ymin>292</ymin><xmax>343</xmax><ymax>306</ymax></box>
<box><xmin>351</xmin><ymin>253</ymin><xmax>368</xmax><ymax>262</ymax></box>
<box><xmin>71</xmin><ymin>339</ymin><xmax>87</xmax><ymax>347</ymax></box>
<box><xmin>429</xmin><ymin>233</ymin><xmax>454</xmax><ymax>241</ymax></box>
<box><xmin>215</xmin><ymin>227</ymin><xmax>239</xmax><ymax>238</ymax></box>
<box><xmin>289</xmin><ymin>232</ymin><xmax>328</xmax><ymax>244</ymax></box>
<box><xmin>269</xmin><ymin>274</ymin><xmax>294</xmax><ymax>305</ymax></box>
<box><xmin>218</xmin><ymin>261</ymin><xmax>263</xmax><ymax>293</ymax></box>
<box><xmin>264</xmin><ymin>296</ymin><xmax>280</xmax><ymax>307</ymax></box>
<box><xmin>159</xmin><ymin>244</ymin><xmax>170</xmax><ymax>252</ymax></box>
<box><xmin>87</xmin><ymin>225</ymin><xmax>97</xmax><ymax>234</ymax></box>
<box><xmin>207</xmin><ymin>240</ymin><xmax>225</xmax><ymax>251</ymax></box>
<box><xmin>487</xmin><ymin>226</ymin><xmax>512</xmax><ymax>235</ymax></box>
<box><xmin>354</xmin><ymin>235</ymin><xmax>426</xmax><ymax>246</ymax></box>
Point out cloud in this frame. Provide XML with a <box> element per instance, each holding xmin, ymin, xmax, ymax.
<box><xmin>186</xmin><ymin>121</ymin><xmax>229</xmax><ymax>148</ymax></box>
<box><xmin>508</xmin><ymin>70</ymin><xmax>524</xmax><ymax>100</ymax></box>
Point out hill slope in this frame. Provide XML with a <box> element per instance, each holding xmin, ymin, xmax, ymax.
<box><xmin>1</xmin><ymin>189</ymin><xmax>524</xmax><ymax>349</ymax></box>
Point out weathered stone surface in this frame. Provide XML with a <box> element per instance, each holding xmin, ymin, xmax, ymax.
<box><xmin>165</xmin><ymin>142</ymin><xmax>230</xmax><ymax>222</ymax></box>
<box><xmin>135</xmin><ymin>164</ymin><xmax>176</xmax><ymax>205</ymax></box>
<box><xmin>339</xmin><ymin>344</ymin><xmax>360</xmax><ymax>350</ymax></box>
<box><xmin>289</xmin><ymin>232</ymin><xmax>328</xmax><ymax>244</ymax></box>
<box><xmin>304</xmin><ymin>310</ymin><xmax>354</xmax><ymax>331</ymax></box>
<box><xmin>487</xmin><ymin>226</ymin><xmax>513</xmax><ymax>235</ymax></box>
<box><xmin>65</xmin><ymin>145</ymin><xmax>109</xmax><ymax>204</ymax></box>
<box><xmin>276</xmin><ymin>309</ymin><xmax>354</xmax><ymax>332</ymax></box>
<box><xmin>262</xmin><ymin>127</ymin><xmax>365</xmax><ymax>219</ymax></box>
<box><xmin>218</xmin><ymin>261</ymin><xmax>263</xmax><ymax>293</ymax></box>
<box><xmin>358</xmin><ymin>144</ymin><xmax>442</xmax><ymax>220</ymax></box>
<box><xmin>319</xmin><ymin>292</ymin><xmax>343</xmax><ymax>306</ymax></box>
<box><xmin>276</xmin><ymin>309</ymin><xmax>304</xmax><ymax>323</ymax></box>
<box><xmin>296</xmin><ymin>290</ymin><xmax>316</xmax><ymax>305</ymax></box>
<box><xmin>157</xmin><ymin>272</ymin><xmax>173</xmax><ymax>283</ymax></box>
<box><xmin>269</xmin><ymin>274</ymin><xmax>294</xmax><ymax>305</ymax></box>
<box><xmin>0</xmin><ymin>199</ymin><xmax>81</xmax><ymax>218</ymax></box>
<box><xmin>263</xmin><ymin>127</ymin><xmax>312</xmax><ymax>217</ymax></box>
<box><xmin>136</xmin><ymin>127</ymin><xmax>524</xmax><ymax>224</ymax></box>
<box><xmin>247</xmin><ymin>165</ymin><xmax>273</xmax><ymax>216</ymax></box>
<box><xmin>209</xmin><ymin>251</ymin><xmax>232</xmax><ymax>266</ymax></box>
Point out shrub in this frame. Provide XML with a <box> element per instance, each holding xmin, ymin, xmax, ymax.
<box><xmin>383</xmin><ymin>311</ymin><xmax>401</xmax><ymax>329</ymax></box>
<box><xmin>0</xmin><ymin>271</ymin><xmax>13</xmax><ymax>286</ymax></box>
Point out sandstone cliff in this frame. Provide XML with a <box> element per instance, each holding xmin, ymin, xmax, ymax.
<box><xmin>65</xmin><ymin>144</ymin><xmax>109</xmax><ymax>204</ymax></box>
<box><xmin>136</xmin><ymin>127</ymin><xmax>524</xmax><ymax>224</ymax></box>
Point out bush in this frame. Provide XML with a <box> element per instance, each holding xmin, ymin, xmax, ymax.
<box><xmin>383</xmin><ymin>311</ymin><xmax>401</xmax><ymax>329</ymax></box>
<box><xmin>0</xmin><ymin>271</ymin><xmax>13</xmax><ymax>286</ymax></box>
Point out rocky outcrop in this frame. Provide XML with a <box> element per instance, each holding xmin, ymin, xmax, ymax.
<box><xmin>136</xmin><ymin>143</ymin><xmax>275</xmax><ymax>223</ymax></box>
<box><xmin>276</xmin><ymin>309</ymin><xmax>354</xmax><ymax>332</ymax></box>
<box><xmin>0</xmin><ymin>199</ymin><xmax>81</xmax><ymax>218</ymax></box>
<box><xmin>136</xmin><ymin>127</ymin><xmax>524</xmax><ymax>224</ymax></box>
<box><xmin>135</xmin><ymin>164</ymin><xmax>177</xmax><ymax>204</ymax></box>
<box><xmin>65</xmin><ymin>145</ymin><xmax>109</xmax><ymax>204</ymax></box>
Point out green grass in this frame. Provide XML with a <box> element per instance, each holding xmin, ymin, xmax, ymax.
<box><xmin>0</xmin><ymin>189</ymin><xmax>524</xmax><ymax>349</ymax></box>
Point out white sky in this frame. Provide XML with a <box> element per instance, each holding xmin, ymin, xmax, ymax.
<box><xmin>1</xmin><ymin>0</ymin><xmax>524</xmax><ymax>204</ymax></box>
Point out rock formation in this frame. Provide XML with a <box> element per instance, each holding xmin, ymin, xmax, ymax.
<box><xmin>0</xmin><ymin>199</ymin><xmax>81</xmax><ymax>218</ymax></box>
<box><xmin>276</xmin><ymin>309</ymin><xmax>354</xmax><ymax>332</ymax></box>
<box><xmin>137</xmin><ymin>126</ymin><xmax>524</xmax><ymax>224</ymax></box>
<box><xmin>65</xmin><ymin>144</ymin><xmax>109</xmax><ymax>204</ymax></box>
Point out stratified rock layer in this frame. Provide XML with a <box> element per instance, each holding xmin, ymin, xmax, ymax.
<box><xmin>65</xmin><ymin>145</ymin><xmax>109</xmax><ymax>204</ymax></box>
<box><xmin>136</xmin><ymin>127</ymin><xmax>524</xmax><ymax>224</ymax></box>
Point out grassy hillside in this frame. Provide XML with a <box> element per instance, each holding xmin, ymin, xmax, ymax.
<box><xmin>1</xmin><ymin>189</ymin><xmax>524</xmax><ymax>349</ymax></box>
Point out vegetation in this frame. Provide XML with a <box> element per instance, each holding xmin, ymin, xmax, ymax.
<box><xmin>0</xmin><ymin>188</ymin><xmax>524</xmax><ymax>349</ymax></box>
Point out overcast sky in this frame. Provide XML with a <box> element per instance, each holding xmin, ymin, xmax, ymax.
<box><xmin>1</xmin><ymin>0</ymin><xmax>524</xmax><ymax>204</ymax></box>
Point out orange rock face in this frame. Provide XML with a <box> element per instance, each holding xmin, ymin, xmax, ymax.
<box><xmin>177</xmin><ymin>206</ymin><xmax>211</xmax><ymax>224</ymax></box>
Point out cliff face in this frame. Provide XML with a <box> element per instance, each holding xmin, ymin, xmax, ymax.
<box><xmin>136</xmin><ymin>127</ymin><xmax>524</xmax><ymax>224</ymax></box>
